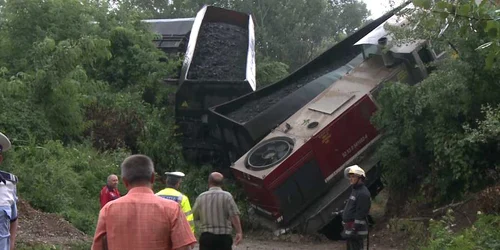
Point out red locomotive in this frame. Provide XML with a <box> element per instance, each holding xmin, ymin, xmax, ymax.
<box><xmin>230</xmin><ymin>11</ymin><xmax>443</xmax><ymax>235</ymax></box>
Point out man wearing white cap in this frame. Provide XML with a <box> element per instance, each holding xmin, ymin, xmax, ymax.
<box><xmin>156</xmin><ymin>171</ymin><xmax>195</xmax><ymax>234</ymax></box>
<box><xmin>0</xmin><ymin>132</ymin><xmax>18</xmax><ymax>250</ymax></box>
<box><xmin>342</xmin><ymin>165</ymin><xmax>371</xmax><ymax>250</ymax></box>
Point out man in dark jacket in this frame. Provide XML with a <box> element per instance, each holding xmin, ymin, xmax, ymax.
<box><xmin>342</xmin><ymin>165</ymin><xmax>371</xmax><ymax>250</ymax></box>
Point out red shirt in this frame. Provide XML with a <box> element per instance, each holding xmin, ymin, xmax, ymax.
<box><xmin>100</xmin><ymin>186</ymin><xmax>121</xmax><ymax>208</ymax></box>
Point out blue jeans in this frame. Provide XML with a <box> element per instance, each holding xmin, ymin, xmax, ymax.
<box><xmin>0</xmin><ymin>211</ymin><xmax>10</xmax><ymax>250</ymax></box>
<box><xmin>0</xmin><ymin>204</ymin><xmax>17</xmax><ymax>250</ymax></box>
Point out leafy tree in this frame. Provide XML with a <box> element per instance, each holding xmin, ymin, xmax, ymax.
<box><xmin>113</xmin><ymin>0</ymin><xmax>370</xmax><ymax>70</ymax></box>
<box><xmin>0</xmin><ymin>0</ymin><xmax>183</xmax><ymax>233</ymax></box>
<box><xmin>372</xmin><ymin>0</ymin><xmax>500</xmax><ymax>205</ymax></box>
<box><xmin>256</xmin><ymin>57</ymin><xmax>289</xmax><ymax>88</ymax></box>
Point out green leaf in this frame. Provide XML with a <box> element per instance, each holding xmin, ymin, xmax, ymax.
<box><xmin>485</xmin><ymin>50</ymin><xmax>497</xmax><ymax>69</ymax></box>
<box><xmin>413</xmin><ymin>0</ymin><xmax>432</xmax><ymax>9</ymax></box>
<box><xmin>488</xmin><ymin>27</ymin><xmax>498</xmax><ymax>38</ymax></box>
<box><xmin>484</xmin><ymin>20</ymin><xmax>499</xmax><ymax>38</ymax></box>
<box><xmin>440</xmin><ymin>12</ymin><xmax>450</xmax><ymax>19</ymax></box>
<box><xmin>459</xmin><ymin>24</ymin><xmax>469</xmax><ymax>36</ymax></box>
<box><xmin>457</xmin><ymin>4</ymin><xmax>471</xmax><ymax>16</ymax></box>
<box><xmin>436</xmin><ymin>1</ymin><xmax>451</xmax><ymax>11</ymax></box>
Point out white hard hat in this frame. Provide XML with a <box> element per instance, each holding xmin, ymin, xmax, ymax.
<box><xmin>344</xmin><ymin>165</ymin><xmax>366</xmax><ymax>179</ymax></box>
<box><xmin>0</xmin><ymin>132</ymin><xmax>11</xmax><ymax>152</ymax></box>
<box><xmin>165</xmin><ymin>171</ymin><xmax>185</xmax><ymax>178</ymax></box>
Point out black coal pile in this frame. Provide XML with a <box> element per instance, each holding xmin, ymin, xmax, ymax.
<box><xmin>187</xmin><ymin>22</ymin><xmax>248</xmax><ymax>80</ymax></box>
<box><xmin>225</xmin><ymin>52</ymin><xmax>359</xmax><ymax>124</ymax></box>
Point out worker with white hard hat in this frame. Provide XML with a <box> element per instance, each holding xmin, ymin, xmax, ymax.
<box><xmin>0</xmin><ymin>132</ymin><xmax>18</xmax><ymax>250</ymax></box>
<box><xmin>156</xmin><ymin>171</ymin><xmax>195</xmax><ymax>234</ymax></box>
<box><xmin>341</xmin><ymin>165</ymin><xmax>371</xmax><ymax>250</ymax></box>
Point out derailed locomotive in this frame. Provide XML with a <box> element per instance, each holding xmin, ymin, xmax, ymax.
<box><xmin>228</xmin><ymin>6</ymin><xmax>444</xmax><ymax>236</ymax></box>
<box><xmin>174</xmin><ymin>4</ymin><xmax>401</xmax><ymax>166</ymax></box>
<box><xmin>154</xmin><ymin>2</ymin><xmax>443</xmax><ymax>237</ymax></box>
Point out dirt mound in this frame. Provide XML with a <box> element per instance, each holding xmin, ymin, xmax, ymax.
<box><xmin>16</xmin><ymin>199</ymin><xmax>90</xmax><ymax>245</ymax></box>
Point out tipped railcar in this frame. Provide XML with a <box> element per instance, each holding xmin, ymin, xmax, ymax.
<box><xmin>230</xmin><ymin>5</ymin><xmax>444</xmax><ymax>237</ymax></box>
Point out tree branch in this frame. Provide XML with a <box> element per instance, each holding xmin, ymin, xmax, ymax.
<box><xmin>432</xmin><ymin>198</ymin><xmax>472</xmax><ymax>214</ymax></box>
<box><xmin>429</xmin><ymin>9</ymin><xmax>494</xmax><ymax>21</ymax></box>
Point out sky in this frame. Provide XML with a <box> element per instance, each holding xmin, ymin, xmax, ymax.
<box><xmin>362</xmin><ymin>0</ymin><xmax>406</xmax><ymax>19</ymax></box>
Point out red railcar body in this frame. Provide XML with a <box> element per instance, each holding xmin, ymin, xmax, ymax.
<box><xmin>231</xmin><ymin>55</ymin><xmax>401</xmax><ymax>225</ymax></box>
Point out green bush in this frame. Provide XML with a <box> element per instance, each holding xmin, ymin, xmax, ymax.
<box><xmin>387</xmin><ymin>218</ymin><xmax>429</xmax><ymax>250</ymax></box>
<box><xmin>423</xmin><ymin>212</ymin><xmax>500</xmax><ymax>250</ymax></box>
<box><xmin>2</xmin><ymin>140</ymin><xmax>128</xmax><ymax>234</ymax></box>
<box><xmin>372</xmin><ymin>0</ymin><xmax>500</xmax><ymax>203</ymax></box>
<box><xmin>0</xmin><ymin>0</ymin><xmax>181</xmax><ymax>234</ymax></box>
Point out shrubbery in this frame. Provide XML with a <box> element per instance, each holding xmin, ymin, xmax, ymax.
<box><xmin>0</xmin><ymin>0</ymin><xmax>181</xmax><ymax>234</ymax></box>
<box><xmin>372</xmin><ymin>0</ymin><xmax>500</xmax><ymax>205</ymax></box>
<box><xmin>424</xmin><ymin>212</ymin><xmax>500</xmax><ymax>250</ymax></box>
<box><xmin>2</xmin><ymin>141</ymin><xmax>127</xmax><ymax>234</ymax></box>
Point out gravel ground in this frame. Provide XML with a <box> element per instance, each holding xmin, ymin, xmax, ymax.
<box><xmin>16</xmin><ymin>199</ymin><xmax>90</xmax><ymax>245</ymax></box>
<box><xmin>192</xmin><ymin>237</ymin><xmax>400</xmax><ymax>250</ymax></box>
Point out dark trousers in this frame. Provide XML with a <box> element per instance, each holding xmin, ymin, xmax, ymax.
<box><xmin>346</xmin><ymin>237</ymin><xmax>364</xmax><ymax>250</ymax></box>
<box><xmin>199</xmin><ymin>232</ymin><xmax>233</xmax><ymax>250</ymax></box>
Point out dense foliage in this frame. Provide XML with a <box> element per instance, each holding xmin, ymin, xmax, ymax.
<box><xmin>424</xmin><ymin>212</ymin><xmax>500</xmax><ymax>250</ymax></box>
<box><xmin>372</xmin><ymin>0</ymin><xmax>500</xmax><ymax>204</ymax></box>
<box><xmin>0</xmin><ymin>0</ymin><xmax>367</xmax><ymax>235</ymax></box>
<box><xmin>115</xmin><ymin>0</ymin><xmax>370</xmax><ymax>74</ymax></box>
<box><xmin>0</xmin><ymin>0</ymin><xmax>182</xmax><ymax>233</ymax></box>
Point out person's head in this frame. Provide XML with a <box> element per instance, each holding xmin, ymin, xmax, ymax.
<box><xmin>107</xmin><ymin>174</ymin><xmax>119</xmax><ymax>189</ymax></box>
<box><xmin>120</xmin><ymin>154</ymin><xmax>155</xmax><ymax>189</ymax></box>
<box><xmin>208</xmin><ymin>172</ymin><xmax>224</xmax><ymax>188</ymax></box>
<box><xmin>165</xmin><ymin>171</ymin><xmax>185</xmax><ymax>189</ymax></box>
<box><xmin>0</xmin><ymin>132</ymin><xmax>12</xmax><ymax>165</ymax></box>
<box><xmin>344</xmin><ymin>165</ymin><xmax>366</xmax><ymax>185</ymax></box>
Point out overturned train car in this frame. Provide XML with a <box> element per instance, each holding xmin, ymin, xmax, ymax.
<box><xmin>230</xmin><ymin>9</ymin><xmax>444</xmax><ymax>236</ymax></box>
<box><xmin>207</xmin><ymin>7</ymin><xmax>403</xmax><ymax>166</ymax></box>
<box><xmin>175</xmin><ymin>6</ymin><xmax>256</xmax><ymax>165</ymax></box>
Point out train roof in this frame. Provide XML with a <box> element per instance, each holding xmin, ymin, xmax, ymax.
<box><xmin>143</xmin><ymin>18</ymin><xmax>195</xmax><ymax>36</ymax></box>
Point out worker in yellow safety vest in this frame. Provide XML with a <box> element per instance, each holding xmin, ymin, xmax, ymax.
<box><xmin>156</xmin><ymin>171</ymin><xmax>195</xmax><ymax>233</ymax></box>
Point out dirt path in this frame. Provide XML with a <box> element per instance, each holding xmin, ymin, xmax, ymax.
<box><xmin>191</xmin><ymin>231</ymin><xmax>400</xmax><ymax>250</ymax></box>
<box><xmin>192</xmin><ymin>238</ymin><xmax>399</xmax><ymax>250</ymax></box>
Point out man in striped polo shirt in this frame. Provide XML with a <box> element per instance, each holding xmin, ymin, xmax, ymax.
<box><xmin>192</xmin><ymin>172</ymin><xmax>243</xmax><ymax>250</ymax></box>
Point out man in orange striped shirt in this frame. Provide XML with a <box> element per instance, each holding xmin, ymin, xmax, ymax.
<box><xmin>92</xmin><ymin>154</ymin><xmax>196</xmax><ymax>250</ymax></box>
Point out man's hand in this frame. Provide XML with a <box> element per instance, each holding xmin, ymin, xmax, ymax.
<box><xmin>230</xmin><ymin>215</ymin><xmax>243</xmax><ymax>245</ymax></box>
<box><xmin>234</xmin><ymin>233</ymin><xmax>243</xmax><ymax>245</ymax></box>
